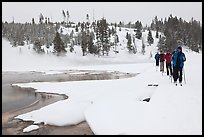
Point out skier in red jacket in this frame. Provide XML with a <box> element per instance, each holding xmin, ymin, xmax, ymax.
<box><xmin>164</xmin><ymin>50</ymin><xmax>173</xmax><ymax>76</ymax></box>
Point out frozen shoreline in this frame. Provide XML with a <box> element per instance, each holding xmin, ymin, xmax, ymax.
<box><xmin>2</xmin><ymin>70</ymin><xmax>136</xmax><ymax>135</ymax></box>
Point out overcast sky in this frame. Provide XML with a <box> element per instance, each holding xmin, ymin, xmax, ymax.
<box><xmin>2</xmin><ymin>2</ymin><xmax>202</xmax><ymax>26</ymax></box>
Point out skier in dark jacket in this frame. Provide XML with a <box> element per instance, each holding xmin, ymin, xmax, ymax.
<box><xmin>159</xmin><ymin>50</ymin><xmax>165</xmax><ymax>72</ymax></box>
<box><xmin>164</xmin><ymin>50</ymin><xmax>173</xmax><ymax>76</ymax></box>
<box><xmin>154</xmin><ymin>52</ymin><xmax>159</xmax><ymax>66</ymax></box>
<box><xmin>172</xmin><ymin>46</ymin><xmax>186</xmax><ymax>85</ymax></box>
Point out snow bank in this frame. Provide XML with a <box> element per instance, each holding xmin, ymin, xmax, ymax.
<box><xmin>16</xmin><ymin>99</ymin><xmax>92</xmax><ymax>126</ymax></box>
<box><xmin>23</xmin><ymin>125</ymin><xmax>39</xmax><ymax>133</ymax></box>
<box><xmin>41</xmin><ymin>70</ymin><xmax>64</xmax><ymax>75</ymax></box>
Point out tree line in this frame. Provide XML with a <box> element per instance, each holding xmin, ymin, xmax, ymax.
<box><xmin>2</xmin><ymin>13</ymin><xmax>202</xmax><ymax>57</ymax></box>
<box><xmin>151</xmin><ymin>15</ymin><xmax>202</xmax><ymax>52</ymax></box>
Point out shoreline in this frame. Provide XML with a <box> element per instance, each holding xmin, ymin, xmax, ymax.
<box><xmin>2</xmin><ymin>91</ymin><xmax>93</xmax><ymax>135</ymax></box>
<box><xmin>3</xmin><ymin>92</ymin><xmax>66</xmax><ymax>134</ymax></box>
<box><xmin>2</xmin><ymin>70</ymin><xmax>136</xmax><ymax>135</ymax></box>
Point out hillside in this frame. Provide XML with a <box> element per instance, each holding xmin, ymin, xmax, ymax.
<box><xmin>3</xmin><ymin>26</ymin><xmax>160</xmax><ymax>72</ymax></box>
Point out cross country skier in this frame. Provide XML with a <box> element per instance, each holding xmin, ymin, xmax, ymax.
<box><xmin>159</xmin><ymin>50</ymin><xmax>165</xmax><ymax>73</ymax></box>
<box><xmin>164</xmin><ymin>50</ymin><xmax>173</xmax><ymax>77</ymax></box>
<box><xmin>172</xmin><ymin>46</ymin><xmax>186</xmax><ymax>86</ymax></box>
<box><xmin>154</xmin><ymin>52</ymin><xmax>159</xmax><ymax>71</ymax></box>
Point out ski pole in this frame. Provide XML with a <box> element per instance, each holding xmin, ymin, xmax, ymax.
<box><xmin>183</xmin><ymin>67</ymin><xmax>186</xmax><ymax>84</ymax></box>
<box><xmin>170</xmin><ymin>70</ymin><xmax>173</xmax><ymax>83</ymax></box>
<box><xmin>171</xmin><ymin>61</ymin><xmax>174</xmax><ymax>83</ymax></box>
<box><xmin>171</xmin><ymin>65</ymin><xmax>173</xmax><ymax>83</ymax></box>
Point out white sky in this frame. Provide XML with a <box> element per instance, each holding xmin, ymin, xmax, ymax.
<box><xmin>2</xmin><ymin>2</ymin><xmax>202</xmax><ymax>26</ymax></box>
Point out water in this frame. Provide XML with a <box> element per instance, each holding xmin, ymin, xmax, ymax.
<box><xmin>2</xmin><ymin>71</ymin><xmax>42</xmax><ymax>113</ymax></box>
<box><xmin>2</xmin><ymin>84</ymin><xmax>41</xmax><ymax>113</ymax></box>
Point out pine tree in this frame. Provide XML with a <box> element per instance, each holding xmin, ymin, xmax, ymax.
<box><xmin>95</xmin><ymin>18</ymin><xmax>110</xmax><ymax>56</ymax></box>
<box><xmin>53</xmin><ymin>32</ymin><xmax>66</xmax><ymax>56</ymax></box>
<box><xmin>92</xmin><ymin>21</ymin><xmax>96</xmax><ymax>32</ymax></box>
<box><xmin>66</xmin><ymin>10</ymin><xmax>70</xmax><ymax>27</ymax></box>
<box><xmin>132</xmin><ymin>36</ymin><xmax>137</xmax><ymax>54</ymax></box>
<box><xmin>102</xmin><ymin>18</ymin><xmax>110</xmax><ymax>55</ymax></box>
<box><xmin>95</xmin><ymin>21</ymin><xmax>101</xmax><ymax>56</ymax></box>
<box><xmin>81</xmin><ymin>22</ymin><xmax>85</xmax><ymax>32</ymax></box>
<box><xmin>39</xmin><ymin>13</ymin><xmax>44</xmax><ymax>24</ymax></box>
<box><xmin>135</xmin><ymin>21</ymin><xmax>142</xmax><ymax>39</ymax></box>
<box><xmin>45</xmin><ymin>17</ymin><xmax>48</xmax><ymax>24</ymax></box>
<box><xmin>113</xmin><ymin>34</ymin><xmax>119</xmax><ymax>54</ymax></box>
<box><xmin>157</xmin><ymin>36</ymin><xmax>166</xmax><ymax>51</ymax></box>
<box><xmin>136</xmin><ymin>29</ymin><xmax>142</xmax><ymax>39</ymax></box>
<box><xmin>70</xmin><ymin>39</ymin><xmax>74</xmax><ymax>52</ymax></box>
<box><xmin>156</xmin><ymin>28</ymin><xmax>159</xmax><ymax>38</ymax></box>
<box><xmin>141</xmin><ymin>38</ymin><xmax>145</xmax><ymax>55</ymax></box>
<box><xmin>62</xmin><ymin>10</ymin><xmax>66</xmax><ymax>24</ymax></box>
<box><xmin>81</xmin><ymin>19</ymin><xmax>89</xmax><ymax>56</ymax></box>
<box><xmin>147</xmin><ymin>29</ymin><xmax>154</xmax><ymax>46</ymax></box>
<box><xmin>125</xmin><ymin>32</ymin><xmax>129</xmax><ymax>39</ymax></box>
<box><xmin>75</xmin><ymin>25</ymin><xmax>78</xmax><ymax>32</ymax></box>
<box><xmin>87</xmin><ymin>33</ymin><xmax>95</xmax><ymax>54</ymax></box>
<box><xmin>135</xmin><ymin>21</ymin><xmax>142</xmax><ymax>31</ymax></box>
<box><xmin>80</xmin><ymin>15</ymin><xmax>96</xmax><ymax>56</ymax></box>
<box><xmin>81</xmin><ymin>31</ymin><xmax>87</xmax><ymax>56</ymax></box>
<box><xmin>86</xmin><ymin>14</ymin><xmax>89</xmax><ymax>22</ymax></box>
<box><xmin>111</xmin><ymin>26</ymin><xmax>115</xmax><ymax>36</ymax></box>
<box><xmin>127</xmin><ymin>34</ymin><xmax>132</xmax><ymax>52</ymax></box>
<box><xmin>103</xmin><ymin>28</ymin><xmax>110</xmax><ymax>56</ymax></box>
<box><xmin>33</xmin><ymin>39</ymin><xmax>44</xmax><ymax>53</ymax></box>
<box><xmin>32</xmin><ymin>18</ymin><xmax>35</xmax><ymax>24</ymax></box>
<box><xmin>118</xmin><ymin>21</ymin><xmax>122</xmax><ymax>31</ymax></box>
<box><xmin>70</xmin><ymin>30</ymin><xmax>74</xmax><ymax>39</ymax></box>
<box><xmin>48</xmin><ymin>18</ymin><xmax>50</xmax><ymax>24</ymax></box>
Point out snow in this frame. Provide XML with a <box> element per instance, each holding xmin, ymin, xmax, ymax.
<box><xmin>13</xmin><ymin>52</ymin><xmax>202</xmax><ymax>134</ymax></box>
<box><xmin>69</xmin><ymin>71</ymin><xmax>88</xmax><ymax>75</ymax></box>
<box><xmin>2</xmin><ymin>26</ymin><xmax>202</xmax><ymax>135</ymax></box>
<box><xmin>23</xmin><ymin>125</ymin><xmax>39</xmax><ymax>133</ymax></box>
<box><xmin>85</xmin><ymin>54</ymin><xmax>202</xmax><ymax>135</ymax></box>
<box><xmin>41</xmin><ymin>70</ymin><xmax>64</xmax><ymax>75</ymax></box>
<box><xmin>2</xmin><ymin>26</ymin><xmax>156</xmax><ymax>72</ymax></box>
<box><xmin>13</xmin><ymin>63</ymin><xmax>152</xmax><ymax>127</ymax></box>
<box><xmin>2</xmin><ymin>37</ymin><xmax>150</xmax><ymax>72</ymax></box>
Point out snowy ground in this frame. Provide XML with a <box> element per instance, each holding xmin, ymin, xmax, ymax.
<box><xmin>2</xmin><ymin>27</ymin><xmax>202</xmax><ymax>134</ymax></box>
<box><xmin>23</xmin><ymin>125</ymin><xmax>39</xmax><ymax>133</ymax></box>
<box><xmin>9</xmin><ymin>52</ymin><xmax>201</xmax><ymax>135</ymax></box>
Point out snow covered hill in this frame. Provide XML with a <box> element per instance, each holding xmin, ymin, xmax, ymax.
<box><xmin>2</xmin><ymin>26</ymin><xmax>160</xmax><ymax>72</ymax></box>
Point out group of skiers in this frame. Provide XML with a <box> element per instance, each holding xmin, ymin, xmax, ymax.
<box><xmin>154</xmin><ymin>46</ymin><xmax>186</xmax><ymax>86</ymax></box>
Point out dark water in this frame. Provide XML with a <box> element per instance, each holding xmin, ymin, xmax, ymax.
<box><xmin>2</xmin><ymin>84</ymin><xmax>41</xmax><ymax>113</ymax></box>
<box><xmin>2</xmin><ymin>71</ymin><xmax>43</xmax><ymax>113</ymax></box>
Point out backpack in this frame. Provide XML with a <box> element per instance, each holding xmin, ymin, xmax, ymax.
<box><xmin>155</xmin><ymin>54</ymin><xmax>159</xmax><ymax>60</ymax></box>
